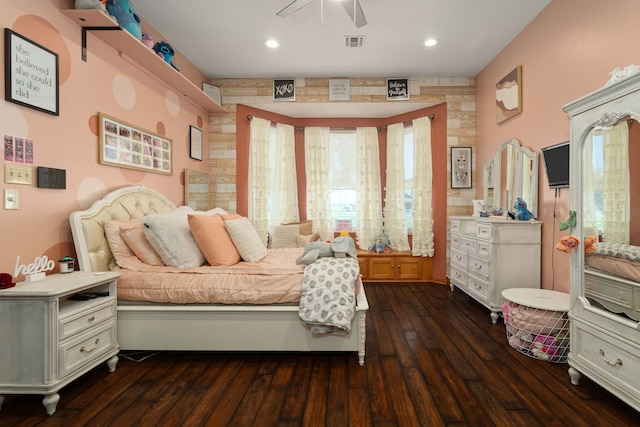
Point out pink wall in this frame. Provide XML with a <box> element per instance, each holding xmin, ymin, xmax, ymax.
<box><xmin>1</xmin><ymin>1</ymin><xmax>209</xmax><ymax>280</ymax></box>
<box><xmin>476</xmin><ymin>0</ymin><xmax>640</xmax><ymax>293</ymax></box>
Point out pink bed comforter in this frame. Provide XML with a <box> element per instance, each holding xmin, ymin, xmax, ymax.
<box><xmin>114</xmin><ymin>248</ymin><xmax>306</xmax><ymax>304</ymax></box>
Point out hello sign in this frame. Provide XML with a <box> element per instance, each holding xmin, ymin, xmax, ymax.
<box><xmin>14</xmin><ymin>255</ymin><xmax>55</xmax><ymax>282</ymax></box>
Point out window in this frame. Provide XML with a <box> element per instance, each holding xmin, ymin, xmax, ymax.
<box><xmin>329</xmin><ymin>131</ymin><xmax>357</xmax><ymax>231</ymax></box>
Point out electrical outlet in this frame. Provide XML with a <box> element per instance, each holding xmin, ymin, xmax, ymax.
<box><xmin>4</xmin><ymin>164</ymin><xmax>32</xmax><ymax>185</ymax></box>
<box><xmin>4</xmin><ymin>188</ymin><xmax>18</xmax><ymax>209</ymax></box>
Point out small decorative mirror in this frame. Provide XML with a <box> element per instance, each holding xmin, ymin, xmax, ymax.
<box><xmin>184</xmin><ymin>169</ymin><xmax>209</xmax><ymax>210</ymax></box>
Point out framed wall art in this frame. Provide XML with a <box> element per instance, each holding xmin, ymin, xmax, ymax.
<box><xmin>274</xmin><ymin>78</ymin><xmax>295</xmax><ymax>101</ymax></box>
<box><xmin>189</xmin><ymin>125</ymin><xmax>203</xmax><ymax>161</ymax></box>
<box><xmin>4</xmin><ymin>28</ymin><xmax>59</xmax><ymax>116</ymax></box>
<box><xmin>99</xmin><ymin>113</ymin><xmax>172</xmax><ymax>175</ymax></box>
<box><xmin>451</xmin><ymin>146</ymin><xmax>472</xmax><ymax>189</ymax></box>
<box><xmin>496</xmin><ymin>65</ymin><xmax>522</xmax><ymax>124</ymax></box>
<box><xmin>387</xmin><ymin>78</ymin><xmax>409</xmax><ymax>101</ymax></box>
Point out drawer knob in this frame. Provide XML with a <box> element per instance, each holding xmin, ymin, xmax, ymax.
<box><xmin>81</xmin><ymin>338</ymin><xmax>101</xmax><ymax>354</ymax></box>
<box><xmin>88</xmin><ymin>316</ymin><xmax>95</xmax><ymax>322</ymax></box>
<box><xmin>599</xmin><ymin>349</ymin><xmax>622</xmax><ymax>366</ymax></box>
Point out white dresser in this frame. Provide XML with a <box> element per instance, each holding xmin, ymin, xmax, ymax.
<box><xmin>0</xmin><ymin>271</ymin><xmax>120</xmax><ymax>415</ymax></box>
<box><xmin>449</xmin><ymin>216</ymin><xmax>542</xmax><ymax>323</ymax></box>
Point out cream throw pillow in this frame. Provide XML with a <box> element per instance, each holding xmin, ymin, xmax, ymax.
<box><xmin>225</xmin><ymin>217</ymin><xmax>267</xmax><ymax>263</ymax></box>
<box><xmin>188</xmin><ymin>214</ymin><xmax>242</xmax><ymax>266</ymax></box>
<box><xmin>103</xmin><ymin>220</ymin><xmax>138</xmax><ymax>262</ymax></box>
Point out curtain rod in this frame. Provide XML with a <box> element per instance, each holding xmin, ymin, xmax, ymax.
<box><xmin>247</xmin><ymin>113</ymin><xmax>435</xmax><ymax>132</ymax></box>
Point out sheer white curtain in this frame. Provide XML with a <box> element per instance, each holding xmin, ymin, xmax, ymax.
<box><xmin>602</xmin><ymin>121</ymin><xmax>630</xmax><ymax>243</ymax></box>
<box><xmin>411</xmin><ymin>116</ymin><xmax>434</xmax><ymax>257</ymax></box>
<box><xmin>582</xmin><ymin>135</ymin><xmax>598</xmax><ymax>235</ymax></box>
<box><xmin>249</xmin><ymin>117</ymin><xmax>272</xmax><ymax>245</ymax></box>
<box><xmin>383</xmin><ymin>123</ymin><xmax>411</xmax><ymax>251</ymax></box>
<box><xmin>305</xmin><ymin>127</ymin><xmax>334</xmax><ymax>241</ymax></box>
<box><xmin>269</xmin><ymin>123</ymin><xmax>299</xmax><ymax>227</ymax></box>
<box><xmin>355</xmin><ymin>127</ymin><xmax>383</xmax><ymax>249</ymax></box>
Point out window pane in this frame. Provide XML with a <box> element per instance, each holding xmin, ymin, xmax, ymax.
<box><xmin>404</xmin><ymin>127</ymin><xmax>414</xmax><ymax>230</ymax></box>
<box><xmin>329</xmin><ymin>132</ymin><xmax>357</xmax><ymax>230</ymax></box>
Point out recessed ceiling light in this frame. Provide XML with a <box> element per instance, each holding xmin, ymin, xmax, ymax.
<box><xmin>424</xmin><ymin>38</ymin><xmax>438</xmax><ymax>47</ymax></box>
<box><xmin>265</xmin><ymin>39</ymin><xmax>279</xmax><ymax>48</ymax></box>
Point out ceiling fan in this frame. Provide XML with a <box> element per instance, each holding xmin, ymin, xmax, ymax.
<box><xmin>277</xmin><ymin>0</ymin><xmax>367</xmax><ymax>28</ymax></box>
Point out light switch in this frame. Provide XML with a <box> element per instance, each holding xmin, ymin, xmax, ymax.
<box><xmin>4</xmin><ymin>188</ymin><xmax>18</xmax><ymax>209</ymax></box>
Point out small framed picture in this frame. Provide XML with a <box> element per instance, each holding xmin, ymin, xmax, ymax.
<box><xmin>451</xmin><ymin>146</ymin><xmax>472</xmax><ymax>189</ymax></box>
<box><xmin>274</xmin><ymin>79</ymin><xmax>295</xmax><ymax>101</ymax></box>
<box><xmin>189</xmin><ymin>125</ymin><xmax>203</xmax><ymax>161</ymax></box>
<box><xmin>386</xmin><ymin>78</ymin><xmax>409</xmax><ymax>101</ymax></box>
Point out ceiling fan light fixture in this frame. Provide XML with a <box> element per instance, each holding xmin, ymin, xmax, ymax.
<box><xmin>424</xmin><ymin>38</ymin><xmax>439</xmax><ymax>47</ymax></box>
<box><xmin>265</xmin><ymin>39</ymin><xmax>279</xmax><ymax>48</ymax></box>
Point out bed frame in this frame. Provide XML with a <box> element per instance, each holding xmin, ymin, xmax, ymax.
<box><xmin>70</xmin><ymin>185</ymin><xmax>368</xmax><ymax>365</ymax></box>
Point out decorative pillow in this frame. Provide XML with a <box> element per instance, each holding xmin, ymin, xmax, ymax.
<box><xmin>225</xmin><ymin>217</ymin><xmax>267</xmax><ymax>263</ymax></box>
<box><xmin>297</xmin><ymin>220</ymin><xmax>313</xmax><ymax>236</ymax></box>
<box><xmin>270</xmin><ymin>223</ymin><xmax>301</xmax><ymax>248</ymax></box>
<box><xmin>119</xmin><ymin>224</ymin><xmax>164</xmax><ymax>266</ymax></box>
<box><xmin>296</xmin><ymin>232</ymin><xmax>321</xmax><ymax>247</ymax></box>
<box><xmin>187</xmin><ymin>214</ymin><xmax>242</xmax><ymax>266</ymax></box>
<box><xmin>141</xmin><ymin>207</ymin><xmax>205</xmax><ymax>268</ymax></box>
<box><xmin>103</xmin><ymin>220</ymin><xmax>138</xmax><ymax>262</ymax></box>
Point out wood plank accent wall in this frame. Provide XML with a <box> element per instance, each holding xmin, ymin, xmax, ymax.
<box><xmin>206</xmin><ymin>77</ymin><xmax>476</xmax><ymax>283</ymax></box>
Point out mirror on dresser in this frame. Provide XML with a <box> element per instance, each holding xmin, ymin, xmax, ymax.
<box><xmin>184</xmin><ymin>169</ymin><xmax>210</xmax><ymax>210</ymax></box>
<box><xmin>483</xmin><ymin>138</ymin><xmax>538</xmax><ymax>218</ymax></box>
<box><xmin>564</xmin><ymin>70</ymin><xmax>640</xmax><ymax>412</ymax></box>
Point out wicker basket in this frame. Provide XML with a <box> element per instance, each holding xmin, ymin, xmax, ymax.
<box><xmin>502</xmin><ymin>300</ymin><xmax>570</xmax><ymax>363</ymax></box>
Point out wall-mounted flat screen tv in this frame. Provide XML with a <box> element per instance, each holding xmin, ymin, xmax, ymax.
<box><xmin>541</xmin><ymin>141</ymin><xmax>570</xmax><ymax>189</ymax></box>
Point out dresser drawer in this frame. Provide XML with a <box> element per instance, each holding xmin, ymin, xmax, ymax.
<box><xmin>451</xmin><ymin>247</ymin><xmax>468</xmax><ymax>268</ymax></box>
<box><xmin>572</xmin><ymin>323</ymin><xmax>640</xmax><ymax>393</ymax></box>
<box><xmin>467</xmin><ymin>275</ymin><xmax>489</xmax><ymax>301</ymax></box>
<box><xmin>451</xmin><ymin>233</ymin><xmax>460</xmax><ymax>249</ymax></box>
<box><xmin>476</xmin><ymin>222</ymin><xmax>492</xmax><ymax>240</ymax></box>
<box><xmin>59</xmin><ymin>299</ymin><xmax>116</xmax><ymax>340</ymax></box>
<box><xmin>468</xmin><ymin>255</ymin><xmax>490</xmax><ymax>280</ymax></box>
<box><xmin>451</xmin><ymin>220</ymin><xmax>461</xmax><ymax>234</ymax></box>
<box><xmin>450</xmin><ymin>266</ymin><xmax>467</xmax><ymax>288</ymax></box>
<box><xmin>59</xmin><ymin>320</ymin><xmax>117</xmax><ymax>378</ymax></box>
<box><xmin>476</xmin><ymin>240</ymin><xmax>491</xmax><ymax>258</ymax></box>
<box><xmin>460</xmin><ymin>235</ymin><xmax>477</xmax><ymax>253</ymax></box>
<box><xmin>585</xmin><ymin>274</ymin><xmax>633</xmax><ymax>310</ymax></box>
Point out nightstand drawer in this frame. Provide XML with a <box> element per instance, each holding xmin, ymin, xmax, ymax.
<box><xmin>59</xmin><ymin>299</ymin><xmax>116</xmax><ymax>340</ymax></box>
<box><xmin>59</xmin><ymin>320</ymin><xmax>117</xmax><ymax>378</ymax></box>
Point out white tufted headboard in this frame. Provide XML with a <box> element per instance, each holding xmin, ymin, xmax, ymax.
<box><xmin>70</xmin><ymin>185</ymin><xmax>176</xmax><ymax>272</ymax></box>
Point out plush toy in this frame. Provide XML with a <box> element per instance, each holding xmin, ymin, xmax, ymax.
<box><xmin>75</xmin><ymin>0</ymin><xmax>108</xmax><ymax>12</ymax></box>
<box><xmin>513</xmin><ymin>197</ymin><xmax>533</xmax><ymax>221</ymax></box>
<box><xmin>106</xmin><ymin>0</ymin><xmax>142</xmax><ymax>41</ymax></box>
<box><xmin>368</xmin><ymin>234</ymin><xmax>391</xmax><ymax>253</ymax></box>
<box><xmin>141</xmin><ymin>33</ymin><xmax>155</xmax><ymax>49</ymax></box>
<box><xmin>559</xmin><ymin>210</ymin><xmax>577</xmax><ymax>232</ymax></box>
<box><xmin>296</xmin><ymin>232</ymin><xmax>357</xmax><ymax>265</ymax></box>
<box><xmin>0</xmin><ymin>272</ymin><xmax>16</xmax><ymax>289</ymax></box>
<box><xmin>556</xmin><ymin>235</ymin><xmax>580</xmax><ymax>253</ymax></box>
<box><xmin>153</xmin><ymin>41</ymin><xmax>179</xmax><ymax>71</ymax></box>
<box><xmin>583</xmin><ymin>235</ymin><xmax>597</xmax><ymax>254</ymax></box>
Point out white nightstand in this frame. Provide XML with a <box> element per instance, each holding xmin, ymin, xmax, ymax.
<box><xmin>0</xmin><ymin>271</ymin><xmax>120</xmax><ymax>415</ymax></box>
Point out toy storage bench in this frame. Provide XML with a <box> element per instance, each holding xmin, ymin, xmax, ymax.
<box><xmin>501</xmin><ymin>288</ymin><xmax>570</xmax><ymax>363</ymax></box>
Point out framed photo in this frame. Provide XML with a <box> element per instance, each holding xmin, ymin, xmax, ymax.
<box><xmin>99</xmin><ymin>113</ymin><xmax>172</xmax><ymax>175</ymax></box>
<box><xmin>386</xmin><ymin>78</ymin><xmax>409</xmax><ymax>101</ymax></box>
<box><xmin>451</xmin><ymin>146</ymin><xmax>472</xmax><ymax>189</ymax></box>
<box><xmin>496</xmin><ymin>65</ymin><xmax>522</xmax><ymax>124</ymax></box>
<box><xmin>189</xmin><ymin>125</ymin><xmax>203</xmax><ymax>161</ymax></box>
<box><xmin>4</xmin><ymin>29</ymin><xmax>59</xmax><ymax>115</ymax></box>
<box><xmin>274</xmin><ymin>79</ymin><xmax>295</xmax><ymax>101</ymax></box>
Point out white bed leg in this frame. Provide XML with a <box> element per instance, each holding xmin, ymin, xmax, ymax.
<box><xmin>357</xmin><ymin>311</ymin><xmax>366</xmax><ymax>365</ymax></box>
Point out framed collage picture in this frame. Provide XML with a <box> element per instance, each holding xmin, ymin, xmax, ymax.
<box><xmin>98</xmin><ymin>113</ymin><xmax>172</xmax><ymax>175</ymax></box>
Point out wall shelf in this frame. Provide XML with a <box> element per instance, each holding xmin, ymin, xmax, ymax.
<box><xmin>61</xmin><ymin>9</ymin><xmax>225</xmax><ymax>115</ymax></box>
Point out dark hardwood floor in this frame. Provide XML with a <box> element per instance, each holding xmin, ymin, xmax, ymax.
<box><xmin>2</xmin><ymin>282</ymin><xmax>638</xmax><ymax>426</ymax></box>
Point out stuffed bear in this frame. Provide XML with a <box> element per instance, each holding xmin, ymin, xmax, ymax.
<box><xmin>296</xmin><ymin>233</ymin><xmax>357</xmax><ymax>265</ymax></box>
<box><xmin>513</xmin><ymin>197</ymin><xmax>533</xmax><ymax>221</ymax></box>
<box><xmin>106</xmin><ymin>0</ymin><xmax>142</xmax><ymax>41</ymax></box>
<box><xmin>368</xmin><ymin>234</ymin><xmax>391</xmax><ymax>253</ymax></box>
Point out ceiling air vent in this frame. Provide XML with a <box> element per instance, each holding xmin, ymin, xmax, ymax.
<box><xmin>344</xmin><ymin>36</ymin><xmax>364</xmax><ymax>48</ymax></box>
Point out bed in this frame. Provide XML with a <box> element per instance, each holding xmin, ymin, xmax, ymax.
<box><xmin>69</xmin><ymin>185</ymin><xmax>368</xmax><ymax>365</ymax></box>
<box><xmin>584</xmin><ymin>241</ymin><xmax>640</xmax><ymax>321</ymax></box>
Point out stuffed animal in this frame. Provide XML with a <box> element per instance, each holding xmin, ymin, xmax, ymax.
<box><xmin>75</xmin><ymin>0</ymin><xmax>108</xmax><ymax>12</ymax></box>
<box><xmin>141</xmin><ymin>33</ymin><xmax>155</xmax><ymax>49</ymax></box>
<box><xmin>513</xmin><ymin>197</ymin><xmax>533</xmax><ymax>221</ymax></box>
<box><xmin>296</xmin><ymin>233</ymin><xmax>357</xmax><ymax>265</ymax></box>
<box><xmin>153</xmin><ymin>41</ymin><xmax>179</xmax><ymax>71</ymax></box>
<box><xmin>559</xmin><ymin>210</ymin><xmax>577</xmax><ymax>232</ymax></box>
<box><xmin>0</xmin><ymin>272</ymin><xmax>16</xmax><ymax>289</ymax></box>
<box><xmin>583</xmin><ymin>235</ymin><xmax>597</xmax><ymax>254</ymax></box>
<box><xmin>556</xmin><ymin>235</ymin><xmax>580</xmax><ymax>253</ymax></box>
<box><xmin>368</xmin><ymin>234</ymin><xmax>391</xmax><ymax>253</ymax></box>
<box><xmin>106</xmin><ymin>0</ymin><xmax>142</xmax><ymax>41</ymax></box>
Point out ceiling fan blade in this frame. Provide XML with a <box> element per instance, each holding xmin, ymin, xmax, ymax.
<box><xmin>341</xmin><ymin>0</ymin><xmax>367</xmax><ymax>28</ymax></box>
<box><xmin>277</xmin><ymin>0</ymin><xmax>316</xmax><ymax>17</ymax></box>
